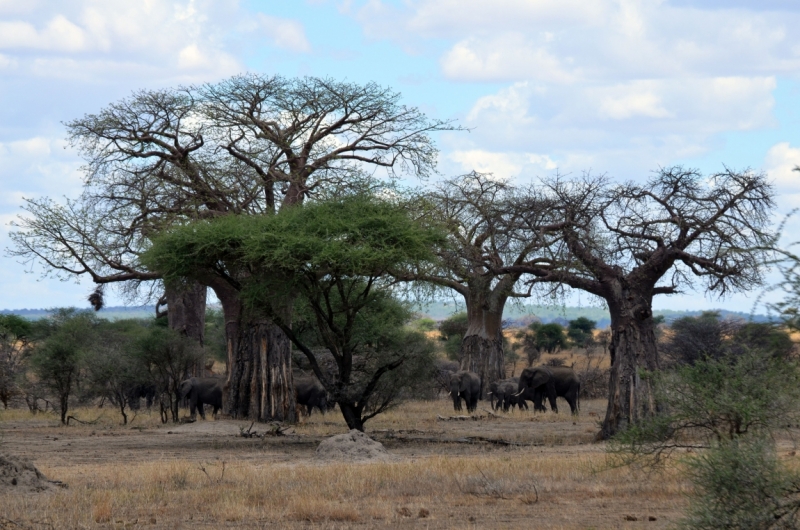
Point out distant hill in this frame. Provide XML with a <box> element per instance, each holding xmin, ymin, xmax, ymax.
<box><xmin>0</xmin><ymin>306</ymin><xmax>156</xmax><ymax>321</ymax></box>
<box><xmin>413</xmin><ymin>301</ymin><xmax>773</xmax><ymax>329</ymax></box>
<box><xmin>1</xmin><ymin>303</ymin><xmax>772</xmax><ymax>328</ymax></box>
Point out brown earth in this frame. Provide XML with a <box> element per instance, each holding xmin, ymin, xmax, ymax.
<box><xmin>0</xmin><ymin>397</ymin><xmax>693</xmax><ymax>529</ymax></box>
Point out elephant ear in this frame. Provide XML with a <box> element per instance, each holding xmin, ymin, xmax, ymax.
<box><xmin>527</xmin><ymin>368</ymin><xmax>551</xmax><ymax>388</ymax></box>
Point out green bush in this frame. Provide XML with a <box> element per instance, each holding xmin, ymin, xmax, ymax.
<box><xmin>567</xmin><ymin>317</ymin><xmax>596</xmax><ymax>348</ymax></box>
<box><xmin>533</xmin><ymin>323</ymin><xmax>566</xmax><ymax>353</ymax></box>
<box><xmin>681</xmin><ymin>438</ymin><xmax>800</xmax><ymax>530</ymax></box>
<box><xmin>610</xmin><ymin>348</ymin><xmax>800</xmax><ymax>528</ymax></box>
<box><xmin>413</xmin><ymin>317</ymin><xmax>437</xmax><ymax>332</ymax></box>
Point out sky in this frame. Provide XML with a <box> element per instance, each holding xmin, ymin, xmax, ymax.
<box><xmin>2</xmin><ymin>0</ymin><xmax>800</xmax><ymax>313</ymax></box>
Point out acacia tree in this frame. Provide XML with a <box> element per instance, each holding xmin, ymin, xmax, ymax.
<box><xmin>402</xmin><ymin>172</ymin><xmax>560</xmax><ymax>397</ymax></box>
<box><xmin>10</xmin><ymin>75</ymin><xmax>455</xmax><ymax>422</ymax></box>
<box><xmin>504</xmin><ymin>167</ymin><xmax>774</xmax><ymax>438</ymax></box>
<box><xmin>0</xmin><ymin>315</ymin><xmax>32</xmax><ymax>408</ymax></box>
<box><xmin>145</xmin><ymin>196</ymin><xmax>442</xmax><ymax>431</ymax></box>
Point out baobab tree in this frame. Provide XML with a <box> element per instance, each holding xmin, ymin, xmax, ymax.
<box><xmin>503</xmin><ymin>167</ymin><xmax>774</xmax><ymax>438</ymax></box>
<box><xmin>402</xmin><ymin>172</ymin><xmax>561</xmax><ymax>397</ymax></box>
<box><xmin>10</xmin><ymin>75</ymin><xmax>457</xmax><ymax>422</ymax></box>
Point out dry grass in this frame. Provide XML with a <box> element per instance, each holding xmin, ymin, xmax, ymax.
<box><xmin>2</xmin><ymin>450</ymin><xmax>687</xmax><ymax>529</ymax></box>
<box><xmin>0</xmin><ymin>397</ymin><xmax>690</xmax><ymax>528</ymax></box>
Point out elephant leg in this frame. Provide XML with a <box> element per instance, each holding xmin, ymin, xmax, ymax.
<box><xmin>547</xmin><ymin>385</ymin><xmax>558</xmax><ymax>414</ymax></box>
<box><xmin>189</xmin><ymin>401</ymin><xmax>197</xmax><ymax>419</ymax></box>
<box><xmin>307</xmin><ymin>404</ymin><xmax>313</xmax><ymax>416</ymax></box>
<box><xmin>197</xmin><ymin>402</ymin><xmax>206</xmax><ymax>420</ymax></box>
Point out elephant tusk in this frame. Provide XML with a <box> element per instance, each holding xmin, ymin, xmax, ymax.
<box><xmin>513</xmin><ymin>390</ymin><xmax>524</xmax><ymax>396</ymax></box>
<box><xmin>448</xmin><ymin>391</ymin><xmax>452</xmax><ymax>396</ymax></box>
<box><xmin>487</xmin><ymin>392</ymin><xmax>493</xmax><ymax>395</ymax></box>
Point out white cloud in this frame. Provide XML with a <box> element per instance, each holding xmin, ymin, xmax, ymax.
<box><xmin>765</xmin><ymin>142</ymin><xmax>800</xmax><ymax>194</ymax></box>
<box><xmin>441</xmin><ymin>33</ymin><xmax>577</xmax><ymax>83</ymax></box>
<box><xmin>449</xmin><ymin>149</ymin><xmax>557</xmax><ymax>179</ymax></box>
<box><xmin>357</xmin><ymin>0</ymin><xmax>800</xmax><ymax>82</ymax></box>
<box><xmin>0</xmin><ymin>136</ymin><xmax>83</xmax><ymax>206</ymax></box>
<box><xmin>599</xmin><ymin>90</ymin><xmax>671</xmax><ymax>120</ymax></box>
<box><xmin>0</xmin><ymin>1</ymin><xmax>247</xmax><ymax>81</ymax></box>
<box><xmin>258</xmin><ymin>14</ymin><xmax>312</xmax><ymax>53</ymax></box>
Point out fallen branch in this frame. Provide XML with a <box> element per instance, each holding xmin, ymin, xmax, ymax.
<box><xmin>66</xmin><ymin>414</ymin><xmax>103</xmax><ymax>425</ymax></box>
<box><xmin>479</xmin><ymin>408</ymin><xmax>508</xmax><ymax>419</ymax></box>
<box><xmin>437</xmin><ymin>414</ymin><xmax>481</xmax><ymax>421</ymax></box>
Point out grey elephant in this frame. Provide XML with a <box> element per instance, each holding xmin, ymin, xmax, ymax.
<box><xmin>516</xmin><ymin>366</ymin><xmax>580</xmax><ymax>414</ymax></box>
<box><xmin>449</xmin><ymin>370</ymin><xmax>481</xmax><ymax>413</ymax></box>
<box><xmin>488</xmin><ymin>377</ymin><xmax>526</xmax><ymax>412</ymax></box>
<box><xmin>179</xmin><ymin>377</ymin><xmax>223</xmax><ymax>420</ymax></box>
<box><xmin>490</xmin><ymin>378</ymin><xmax>529</xmax><ymax>412</ymax></box>
<box><xmin>295</xmin><ymin>377</ymin><xmax>328</xmax><ymax>416</ymax></box>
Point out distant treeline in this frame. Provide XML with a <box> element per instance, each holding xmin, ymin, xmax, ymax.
<box><xmin>415</xmin><ymin>302</ymin><xmax>773</xmax><ymax>329</ymax></box>
<box><xmin>1</xmin><ymin>303</ymin><xmax>773</xmax><ymax>328</ymax></box>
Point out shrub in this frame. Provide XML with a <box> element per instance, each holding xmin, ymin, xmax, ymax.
<box><xmin>610</xmin><ymin>348</ymin><xmax>800</xmax><ymax>528</ymax></box>
<box><xmin>567</xmin><ymin>317</ymin><xmax>596</xmax><ymax>349</ymax></box>
<box><xmin>681</xmin><ymin>438</ymin><xmax>800</xmax><ymax>529</ymax></box>
<box><xmin>533</xmin><ymin>323</ymin><xmax>566</xmax><ymax>353</ymax></box>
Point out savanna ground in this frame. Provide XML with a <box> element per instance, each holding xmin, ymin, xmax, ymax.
<box><xmin>2</xmin><ymin>396</ymin><xmax>690</xmax><ymax>530</ymax></box>
<box><xmin>3</xmin><ymin>349</ymin><xmax>793</xmax><ymax>529</ymax></box>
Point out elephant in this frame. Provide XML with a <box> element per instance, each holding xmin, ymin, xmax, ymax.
<box><xmin>516</xmin><ymin>365</ymin><xmax>580</xmax><ymax>414</ymax></box>
<box><xmin>178</xmin><ymin>377</ymin><xmax>223</xmax><ymax>420</ymax></box>
<box><xmin>448</xmin><ymin>370</ymin><xmax>481</xmax><ymax>413</ymax></box>
<box><xmin>489</xmin><ymin>378</ymin><xmax>528</xmax><ymax>412</ymax></box>
<box><xmin>125</xmin><ymin>383</ymin><xmax>156</xmax><ymax>411</ymax></box>
<box><xmin>295</xmin><ymin>377</ymin><xmax>328</xmax><ymax>416</ymax></box>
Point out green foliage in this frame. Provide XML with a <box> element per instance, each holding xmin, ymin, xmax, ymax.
<box><xmin>145</xmin><ymin>195</ymin><xmax>443</xmax><ymax>430</ymax></box>
<box><xmin>439</xmin><ymin>312</ymin><xmax>467</xmax><ymax>361</ymax></box>
<box><xmin>660</xmin><ymin>312</ymin><xmax>794</xmax><ymax>366</ymax></box>
<box><xmin>132</xmin><ymin>324</ymin><xmax>202</xmax><ymax>423</ymax></box>
<box><xmin>610</xmin><ymin>348</ymin><xmax>800</xmax><ymax>528</ymax></box>
<box><xmin>29</xmin><ymin>309</ymin><xmax>98</xmax><ymax>423</ymax></box>
<box><xmin>84</xmin><ymin>320</ymin><xmax>150</xmax><ymax>425</ymax></box>
<box><xmin>0</xmin><ymin>314</ymin><xmax>31</xmax><ymax>339</ymax></box>
<box><xmin>443</xmin><ymin>335</ymin><xmax>462</xmax><ymax>361</ymax></box>
<box><xmin>204</xmin><ymin>309</ymin><xmax>227</xmax><ymax>363</ymax></box>
<box><xmin>567</xmin><ymin>317</ymin><xmax>596</xmax><ymax>348</ymax></box>
<box><xmin>680</xmin><ymin>438</ymin><xmax>800</xmax><ymax>529</ymax></box>
<box><xmin>439</xmin><ymin>312</ymin><xmax>467</xmax><ymax>337</ymax></box>
<box><xmin>412</xmin><ymin>317</ymin><xmax>437</xmax><ymax>332</ymax></box>
<box><xmin>533</xmin><ymin>323</ymin><xmax>567</xmax><ymax>353</ymax></box>
<box><xmin>292</xmin><ymin>284</ymin><xmax>436</xmax><ymax>427</ymax></box>
<box><xmin>612</xmin><ymin>350</ymin><xmax>800</xmax><ymax>460</ymax></box>
<box><xmin>0</xmin><ymin>315</ymin><xmax>33</xmax><ymax>408</ymax></box>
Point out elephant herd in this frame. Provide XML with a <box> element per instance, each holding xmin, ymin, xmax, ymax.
<box><xmin>448</xmin><ymin>365</ymin><xmax>581</xmax><ymax>415</ymax></box>
<box><xmin>173</xmin><ymin>375</ymin><xmax>329</xmax><ymax>421</ymax></box>
<box><xmin>156</xmin><ymin>365</ymin><xmax>579</xmax><ymax>422</ymax></box>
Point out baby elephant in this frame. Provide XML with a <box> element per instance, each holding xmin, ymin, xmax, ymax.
<box><xmin>295</xmin><ymin>377</ymin><xmax>328</xmax><ymax>416</ymax></box>
<box><xmin>179</xmin><ymin>377</ymin><xmax>223</xmax><ymax>420</ymax></box>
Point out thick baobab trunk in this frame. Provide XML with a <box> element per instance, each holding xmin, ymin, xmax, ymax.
<box><xmin>459</xmin><ymin>304</ymin><xmax>505</xmax><ymax>399</ymax></box>
<box><xmin>599</xmin><ymin>291</ymin><xmax>660</xmax><ymax>439</ymax></box>
<box><xmin>211</xmin><ymin>279</ymin><xmax>296</xmax><ymax>422</ymax></box>
<box><xmin>165</xmin><ymin>281</ymin><xmax>207</xmax><ymax>376</ymax></box>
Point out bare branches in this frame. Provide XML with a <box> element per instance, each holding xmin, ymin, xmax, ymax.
<box><xmin>9</xmin><ymin>76</ymin><xmax>454</xmax><ymax>303</ymax></box>
<box><xmin>505</xmin><ymin>167</ymin><xmax>774</xmax><ymax>301</ymax></box>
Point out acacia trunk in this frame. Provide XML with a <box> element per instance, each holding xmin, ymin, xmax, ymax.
<box><xmin>166</xmin><ymin>281</ymin><xmax>207</xmax><ymax>376</ymax></box>
<box><xmin>338</xmin><ymin>402</ymin><xmax>364</xmax><ymax>432</ymax></box>
<box><xmin>459</xmin><ymin>306</ymin><xmax>505</xmax><ymax>399</ymax></box>
<box><xmin>211</xmin><ymin>280</ymin><xmax>296</xmax><ymax>422</ymax></box>
<box><xmin>599</xmin><ymin>292</ymin><xmax>660</xmax><ymax>439</ymax></box>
